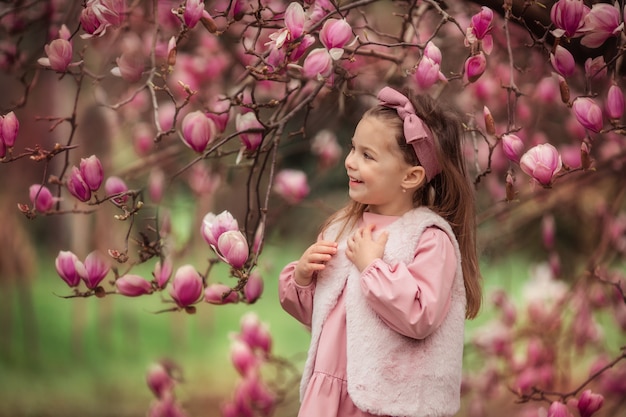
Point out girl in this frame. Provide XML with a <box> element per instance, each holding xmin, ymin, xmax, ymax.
<box><xmin>279</xmin><ymin>86</ymin><xmax>482</xmax><ymax>417</ymax></box>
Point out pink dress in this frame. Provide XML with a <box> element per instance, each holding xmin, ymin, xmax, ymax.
<box><xmin>279</xmin><ymin>212</ymin><xmax>458</xmax><ymax>417</ymax></box>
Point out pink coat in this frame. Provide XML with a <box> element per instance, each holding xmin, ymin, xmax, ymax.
<box><xmin>279</xmin><ymin>207</ymin><xmax>466</xmax><ymax>417</ymax></box>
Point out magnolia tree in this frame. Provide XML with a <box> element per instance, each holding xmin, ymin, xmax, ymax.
<box><xmin>1</xmin><ymin>0</ymin><xmax>626</xmax><ymax>416</ymax></box>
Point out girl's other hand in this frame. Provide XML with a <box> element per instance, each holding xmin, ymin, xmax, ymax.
<box><xmin>294</xmin><ymin>240</ymin><xmax>338</xmax><ymax>286</ymax></box>
<box><xmin>346</xmin><ymin>224</ymin><xmax>388</xmax><ymax>272</ymax></box>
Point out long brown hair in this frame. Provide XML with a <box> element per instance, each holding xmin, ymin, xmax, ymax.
<box><xmin>321</xmin><ymin>90</ymin><xmax>482</xmax><ymax>319</ymax></box>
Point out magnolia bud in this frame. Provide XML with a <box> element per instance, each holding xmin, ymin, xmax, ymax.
<box><xmin>67</xmin><ymin>166</ymin><xmax>91</xmax><ymax>202</ymax></box>
<box><xmin>230</xmin><ymin>339</ymin><xmax>258</xmax><ymax>377</ymax></box>
<box><xmin>79</xmin><ymin>251</ymin><xmax>110</xmax><ymax>290</ymax></box>
<box><xmin>577</xmin><ymin>389</ymin><xmax>604</xmax><ymax>417</ymax></box>
<box><xmin>204</xmin><ymin>283</ymin><xmax>239</xmax><ymax>304</ymax></box>
<box><xmin>273</xmin><ymin>169</ymin><xmax>310</xmax><ymax>204</ymax></box>
<box><xmin>505</xmin><ymin>173</ymin><xmax>515</xmax><ymax>202</ymax></box>
<box><xmin>181</xmin><ymin>110</ymin><xmax>216</xmax><ymax>153</ymax></box>
<box><xmin>580</xmin><ymin>142</ymin><xmax>592</xmax><ymax>170</ymax></box>
<box><xmin>464</xmin><ymin>52</ymin><xmax>487</xmax><ymax>83</ymax></box>
<box><xmin>483</xmin><ymin>106</ymin><xmax>495</xmax><ymax>135</ymax></box>
<box><xmin>79</xmin><ymin>155</ymin><xmax>104</xmax><ymax>191</ymax></box>
<box><xmin>146</xmin><ymin>363</ymin><xmax>174</xmax><ymax>399</ymax></box>
<box><xmin>244</xmin><ymin>271</ymin><xmax>264</xmax><ymax>303</ymax></box>
<box><xmin>572</xmin><ymin>97</ymin><xmax>603</xmax><ymax>133</ymax></box>
<box><xmin>29</xmin><ymin>184</ymin><xmax>55</xmax><ymax>213</ymax></box>
<box><xmin>501</xmin><ymin>133</ymin><xmax>524</xmax><ymax>163</ymax></box>
<box><xmin>1</xmin><ymin>111</ymin><xmax>19</xmax><ymax>147</ymax></box>
<box><xmin>170</xmin><ymin>265</ymin><xmax>203</xmax><ymax>308</ymax></box>
<box><xmin>153</xmin><ymin>257</ymin><xmax>173</xmax><ymax>289</ymax></box>
<box><xmin>606</xmin><ymin>84</ymin><xmax>624</xmax><ymax>121</ymax></box>
<box><xmin>217</xmin><ymin>230</ymin><xmax>249</xmax><ymax>269</ymax></box>
<box><xmin>235</xmin><ymin>112</ymin><xmax>264</xmax><ymax>151</ymax></box>
<box><xmin>55</xmin><ymin>250</ymin><xmax>81</xmax><ymax>287</ymax></box>
<box><xmin>201</xmin><ymin>210</ymin><xmax>239</xmax><ymax>247</ymax></box>
<box><xmin>556</xmin><ymin>73</ymin><xmax>570</xmax><ymax>104</ymax></box>
<box><xmin>116</xmin><ymin>274</ymin><xmax>153</xmax><ymax>297</ymax></box>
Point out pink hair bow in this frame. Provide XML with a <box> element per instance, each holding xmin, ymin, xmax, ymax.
<box><xmin>377</xmin><ymin>87</ymin><xmax>441</xmax><ymax>181</ymax></box>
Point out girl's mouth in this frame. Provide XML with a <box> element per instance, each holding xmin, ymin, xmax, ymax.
<box><xmin>348</xmin><ymin>176</ymin><xmax>362</xmax><ymax>184</ymax></box>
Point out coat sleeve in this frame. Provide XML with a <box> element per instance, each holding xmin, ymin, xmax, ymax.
<box><xmin>359</xmin><ymin>227</ymin><xmax>457</xmax><ymax>339</ymax></box>
<box><xmin>278</xmin><ymin>261</ymin><xmax>316</xmax><ymax>327</ymax></box>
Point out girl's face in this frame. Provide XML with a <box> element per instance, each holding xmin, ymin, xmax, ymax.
<box><xmin>345</xmin><ymin>116</ymin><xmax>422</xmax><ymax>216</ymax></box>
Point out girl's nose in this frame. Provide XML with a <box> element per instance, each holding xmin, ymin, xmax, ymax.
<box><xmin>345</xmin><ymin>151</ymin><xmax>355</xmax><ymax>170</ymax></box>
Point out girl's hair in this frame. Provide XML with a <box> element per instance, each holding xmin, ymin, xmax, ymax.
<box><xmin>321</xmin><ymin>90</ymin><xmax>482</xmax><ymax>319</ymax></box>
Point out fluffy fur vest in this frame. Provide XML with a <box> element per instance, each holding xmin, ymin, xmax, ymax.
<box><xmin>300</xmin><ymin>207</ymin><xmax>466</xmax><ymax>417</ymax></box>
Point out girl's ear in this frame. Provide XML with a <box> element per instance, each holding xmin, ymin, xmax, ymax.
<box><xmin>402</xmin><ymin>166</ymin><xmax>426</xmax><ymax>191</ymax></box>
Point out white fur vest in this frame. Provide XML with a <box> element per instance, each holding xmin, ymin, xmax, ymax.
<box><xmin>300</xmin><ymin>207</ymin><xmax>466</xmax><ymax>417</ymax></box>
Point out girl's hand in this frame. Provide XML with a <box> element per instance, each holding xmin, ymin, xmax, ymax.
<box><xmin>346</xmin><ymin>224</ymin><xmax>388</xmax><ymax>272</ymax></box>
<box><xmin>294</xmin><ymin>240</ymin><xmax>338</xmax><ymax>286</ymax></box>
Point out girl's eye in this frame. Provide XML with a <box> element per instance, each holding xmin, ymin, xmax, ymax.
<box><xmin>363</xmin><ymin>152</ymin><xmax>373</xmax><ymax>160</ymax></box>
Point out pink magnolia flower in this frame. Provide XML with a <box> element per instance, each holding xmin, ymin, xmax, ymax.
<box><xmin>579</xmin><ymin>3</ymin><xmax>623</xmax><ymax>48</ymax></box>
<box><xmin>55</xmin><ymin>250</ymin><xmax>81</xmax><ymax>287</ymax></box>
<box><xmin>576</xmin><ymin>389</ymin><xmax>604</xmax><ymax>417</ymax></box>
<box><xmin>217</xmin><ymin>230</ymin><xmax>249</xmax><ymax>269</ymax></box>
<box><xmin>550</xmin><ymin>45</ymin><xmax>575</xmax><ymax>77</ymax></box>
<box><xmin>311</xmin><ymin>129</ymin><xmax>342</xmax><ymax>168</ymax></box>
<box><xmin>572</xmin><ymin>97</ymin><xmax>603</xmax><ymax>133</ymax></box>
<box><xmin>147</xmin><ymin>392</ymin><xmax>186</xmax><ymax>417</ymax></box>
<box><xmin>235</xmin><ymin>112</ymin><xmax>264</xmax><ymax>151</ymax></box>
<box><xmin>80</xmin><ymin>0</ymin><xmax>125</xmax><ymax>38</ymax></box>
<box><xmin>111</xmin><ymin>52</ymin><xmax>145</xmax><ymax>83</ymax></box>
<box><xmin>284</xmin><ymin>1</ymin><xmax>305</xmax><ymax>39</ymax></box>
<box><xmin>273</xmin><ymin>169</ymin><xmax>310</xmax><ymax>204</ymax></box>
<box><xmin>184</xmin><ymin>0</ymin><xmax>204</xmax><ymax>28</ymax></box>
<box><xmin>244</xmin><ymin>271</ymin><xmax>264</xmax><ymax>303</ymax></box>
<box><xmin>320</xmin><ymin>19</ymin><xmax>352</xmax><ymax>50</ymax></box>
<box><xmin>547</xmin><ymin>401</ymin><xmax>573</xmax><ymax>417</ymax></box>
<box><xmin>520</xmin><ymin>143</ymin><xmax>563</xmax><ymax>186</ymax></box>
<box><xmin>104</xmin><ymin>176</ymin><xmax>129</xmax><ymax>205</ymax></box>
<box><xmin>423</xmin><ymin>42</ymin><xmax>442</xmax><ymax>65</ymax></box>
<box><xmin>78</xmin><ymin>251</ymin><xmax>110</xmax><ymax>290</ymax></box>
<box><xmin>464</xmin><ymin>52</ymin><xmax>487</xmax><ymax>83</ymax></box>
<box><xmin>501</xmin><ymin>133</ymin><xmax>524</xmax><ymax>163</ymax></box>
<box><xmin>29</xmin><ymin>184</ymin><xmax>55</xmax><ymax>213</ymax></box>
<box><xmin>239</xmin><ymin>312</ymin><xmax>272</xmax><ymax>354</ymax></box>
<box><xmin>67</xmin><ymin>166</ymin><xmax>92</xmax><ymax>202</ymax></box>
<box><xmin>470</xmin><ymin>6</ymin><xmax>493</xmax><ymax>40</ymax></box>
<box><xmin>550</xmin><ymin>0</ymin><xmax>588</xmax><ymax>38</ymax></box>
<box><xmin>0</xmin><ymin>111</ymin><xmax>19</xmax><ymax>147</ymax></box>
<box><xmin>290</xmin><ymin>34</ymin><xmax>315</xmax><ymax>62</ymax></box>
<box><xmin>116</xmin><ymin>274</ymin><xmax>153</xmax><ymax>297</ymax></box>
<box><xmin>584</xmin><ymin>56</ymin><xmax>607</xmax><ymax>80</ymax></box>
<box><xmin>170</xmin><ymin>265</ymin><xmax>203</xmax><ymax>308</ymax></box>
<box><xmin>415</xmin><ymin>56</ymin><xmax>442</xmax><ymax>90</ymax></box>
<box><xmin>302</xmin><ymin>48</ymin><xmax>334</xmax><ymax>79</ymax></box>
<box><xmin>207</xmin><ymin>96</ymin><xmax>230</xmax><ymax>133</ymax></box>
<box><xmin>79</xmin><ymin>155</ymin><xmax>103</xmax><ymax>191</ymax></box>
<box><xmin>153</xmin><ymin>257</ymin><xmax>173</xmax><ymax>289</ymax></box>
<box><xmin>148</xmin><ymin>168</ymin><xmax>164</xmax><ymax>204</ymax></box>
<box><xmin>204</xmin><ymin>283</ymin><xmax>239</xmax><ymax>304</ymax></box>
<box><xmin>606</xmin><ymin>84</ymin><xmax>624</xmax><ymax>120</ymax></box>
<box><xmin>201</xmin><ymin>210</ymin><xmax>239</xmax><ymax>247</ymax></box>
<box><xmin>181</xmin><ymin>110</ymin><xmax>216</xmax><ymax>153</ymax></box>
<box><xmin>146</xmin><ymin>363</ymin><xmax>174</xmax><ymax>399</ymax></box>
<box><xmin>230</xmin><ymin>339</ymin><xmax>258</xmax><ymax>376</ymax></box>
<box><xmin>38</xmin><ymin>39</ymin><xmax>73</xmax><ymax>72</ymax></box>
<box><xmin>535</xmin><ymin>76</ymin><xmax>560</xmax><ymax>104</ymax></box>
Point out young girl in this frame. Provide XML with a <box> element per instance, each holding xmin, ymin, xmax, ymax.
<box><xmin>279</xmin><ymin>86</ymin><xmax>482</xmax><ymax>417</ymax></box>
